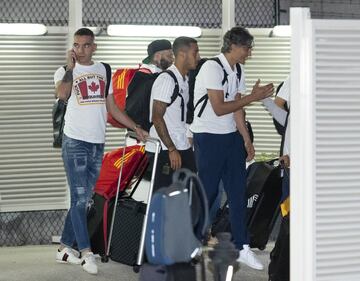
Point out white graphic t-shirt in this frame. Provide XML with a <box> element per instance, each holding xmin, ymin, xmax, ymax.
<box><xmin>54</xmin><ymin>62</ymin><xmax>113</xmax><ymax>144</ymax></box>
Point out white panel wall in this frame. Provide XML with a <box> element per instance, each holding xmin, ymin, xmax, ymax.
<box><xmin>0</xmin><ymin>29</ymin><xmax>222</xmax><ymax>212</ymax></box>
<box><xmin>291</xmin><ymin>8</ymin><xmax>360</xmax><ymax>281</ymax></box>
<box><xmin>0</xmin><ymin>34</ymin><xmax>68</xmax><ymax>212</ymax></box>
<box><xmin>0</xmin><ymin>28</ymin><xmax>291</xmax><ymax>212</ymax></box>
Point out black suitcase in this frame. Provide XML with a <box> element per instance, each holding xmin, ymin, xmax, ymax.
<box><xmin>268</xmin><ymin>215</ymin><xmax>290</xmax><ymax>281</ymax></box>
<box><xmin>109</xmin><ymin>198</ymin><xmax>147</xmax><ymax>265</ymax></box>
<box><xmin>105</xmin><ymin>133</ymin><xmax>161</xmax><ymax>269</ymax></box>
<box><xmin>246</xmin><ymin>160</ymin><xmax>282</xmax><ymax>250</ymax></box>
<box><xmin>87</xmin><ymin>193</ymin><xmax>114</xmax><ymax>256</ymax></box>
<box><xmin>211</xmin><ymin>159</ymin><xmax>283</xmax><ymax>250</ymax></box>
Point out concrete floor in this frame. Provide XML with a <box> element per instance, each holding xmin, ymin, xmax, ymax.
<box><xmin>0</xmin><ymin>243</ymin><xmax>273</xmax><ymax>281</ymax></box>
<box><xmin>0</xmin><ymin>179</ymin><xmax>275</xmax><ymax>281</ymax></box>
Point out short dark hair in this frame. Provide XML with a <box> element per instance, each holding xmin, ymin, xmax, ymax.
<box><xmin>221</xmin><ymin>26</ymin><xmax>253</xmax><ymax>53</ymax></box>
<box><xmin>74</xmin><ymin>28</ymin><xmax>95</xmax><ymax>39</ymax></box>
<box><xmin>173</xmin><ymin>36</ymin><xmax>198</xmax><ymax>56</ymax></box>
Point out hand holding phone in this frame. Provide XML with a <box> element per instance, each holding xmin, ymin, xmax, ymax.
<box><xmin>67</xmin><ymin>49</ymin><xmax>76</xmax><ymax>69</ymax></box>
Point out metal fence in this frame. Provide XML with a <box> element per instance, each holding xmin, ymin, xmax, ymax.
<box><xmin>83</xmin><ymin>0</ymin><xmax>223</xmax><ymax>28</ymax></box>
<box><xmin>235</xmin><ymin>0</ymin><xmax>276</xmax><ymax>27</ymax></box>
<box><xmin>2</xmin><ymin>0</ymin><xmax>360</xmax><ymax>28</ymax></box>
<box><xmin>0</xmin><ymin>0</ymin><xmax>68</xmax><ymax>26</ymax></box>
<box><xmin>0</xmin><ymin>210</ymin><xmax>66</xmax><ymax>246</ymax></box>
<box><xmin>0</xmin><ymin>0</ymin><xmax>278</xmax><ymax>28</ymax></box>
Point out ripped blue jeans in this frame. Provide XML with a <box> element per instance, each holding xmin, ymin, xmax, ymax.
<box><xmin>60</xmin><ymin>134</ymin><xmax>104</xmax><ymax>251</ymax></box>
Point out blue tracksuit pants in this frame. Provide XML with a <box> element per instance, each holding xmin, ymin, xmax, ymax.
<box><xmin>193</xmin><ymin>131</ymin><xmax>249</xmax><ymax>250</ymax></box>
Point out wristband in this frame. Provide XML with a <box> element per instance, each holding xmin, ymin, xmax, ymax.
<box><xmin>168</xmin><ymin>147</ymin><xmax>177</xmax><ymax>153</ymax></box>
<box><xmin>133</xmin><ymin>124</ymin><xmax>141</xmax><ymax>131</ymax></box>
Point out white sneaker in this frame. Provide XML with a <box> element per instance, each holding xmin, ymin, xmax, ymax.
<box><xmin>81</xmin><ymin>252</ymin><xmax>98</xmax><ymax>275</ymax></box>
<box><xmin>237</xmin><ymin>245</ymin><xmax>264</xmax><ymax>270</ymax></box>
<box><xmin>56</xmin><ymin>247</ymin><xmax>81</xmax><ymax>265</ymax></box>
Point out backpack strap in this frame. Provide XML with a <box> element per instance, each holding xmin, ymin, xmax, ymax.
<box><xmin>235</xmin><ymin>63</ymin><xmax>242</xmax><ymax>82</ymax></box>
<box><xmin>160</xmin><ymin>70</ymin><xmax>185</xmax><ymax>122</ymax></box>
<box><xmin>61</xmin><ymin>65</ymin><xmax>71</xmax><ymax>102</ymax></box>
<box><xmin>280</xmin><ymin>109</ymin><xmax>290</xmax><ymax>156</ymax></box>
<box><xmin>210</xmin><ymin>57</ymin><xmax>228</xmax><ymax>86</ymax></box>
<box><xmin>194</xmin><ymin>58</ymin><xmax>242</xmax><ymax>118</ymax></box>
<box><xmin>138</xmin><ymin>67</ymin><xmax>153</xmax><ymax>74</ymax></box>
<box><xmin>101</xmin><ymin>62</ymin><xmax>111</xmax><ymax>98</ymax></box>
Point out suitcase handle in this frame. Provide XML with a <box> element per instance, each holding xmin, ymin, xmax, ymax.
<box><xmin>106</xmin><ymin>132</ymin><xmax>161</xmax><ymax>264</ymax></box>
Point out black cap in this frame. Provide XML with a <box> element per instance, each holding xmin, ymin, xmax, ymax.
<box><xmin>142</xmin><ymin>39</ymin><xmax>172</xmax><ymax>64</ymax></box>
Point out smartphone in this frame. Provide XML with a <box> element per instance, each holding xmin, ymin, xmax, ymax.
<box><xmin>71</xmin><ymin>49</ymin><xmax>76</xmax><ymax>64</ymax></box>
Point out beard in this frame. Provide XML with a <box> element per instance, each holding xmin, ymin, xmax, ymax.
<box><xmin>159</xmin><ymin>58</ymin><xmax>172</xmax><ymax>70</ymax></box>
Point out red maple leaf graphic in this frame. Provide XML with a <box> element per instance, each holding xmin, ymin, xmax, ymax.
<box><xmin>88</xmin><ymin>81</ymin><xmax>99</xmax><ymax>93</ymax></box>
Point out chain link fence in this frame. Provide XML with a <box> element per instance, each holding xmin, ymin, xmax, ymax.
<box><xmin>235</xmin><ymin>0</ymin><xmax>276</xmax><ymax>27</ymax></box>
<box><xmin>0</xmin><ymin>0</ymin><xmax>278</xmax><ymax>28</ymax></box>
<box><xmin>2</xmin><ymin>0</ymin><xmax>360</xmax><ymax>28</ymax></box>
<box><xmin>83</xmin><ymin>0</ymin><xmax>222</xmax><ymax>28</ymax></box>
<box><xmin>0</xmin><ymin>0</ymin><xmax>68</xmax><ymax>26</ymax></box>
<box><xmin>0</xmin><ymin>210</ymin><xmax>66</xmax><ymax>246</ymax></box>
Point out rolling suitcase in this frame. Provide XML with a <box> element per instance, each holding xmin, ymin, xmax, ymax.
<box><xmin>246</xmin><ymin>159</ymin><xmax>282</xmax><ymax>250</ymax></box>
<box><xmin>106</xmin><ymin>132</ymin><xmax>161</xmax><ymax>270</ymax></box>
<box><xmin>87</xmin><ymin>193</ymin><xmax>114</xmax><ymax>256</ymax></box>
<box><xmin>87</xmin><ymin>144</ymin><xmax>148</xmax><ymax>258</ymax></box>
<box><xmin>211</xmin><ymin>159</ymin><xmax>283</xmax><ymax>250</ymax></box>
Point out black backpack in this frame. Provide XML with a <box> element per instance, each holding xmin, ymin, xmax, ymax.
<box><xmin>187</xmin><ymin>58</ymin><xmax>208</xmax><ymax>124</ymax></box>
<box><xmin>193</xmin><ymin>57</ymin><xmax>242</xmax><ymax>118</ymax></box>
<box><xmin>52</xmin><ymin>62</ymin><xmax>111</xmax><ymax>148</ymax></box>
<box><xmin>125</xmin><ymin>70</ymin><xmax>183</xmax><ymax>132</ymax></box>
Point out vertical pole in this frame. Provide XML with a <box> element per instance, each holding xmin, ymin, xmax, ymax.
<box><xmin>68</xmin><ymin>0</ymin><xmax>82</xmax><ymax>49</ymax></box>
<box><xmin>274</xmin><ymin>0</ymin><xmax>281</xmax><ymax>26</ymax></box>
<box><xmin>222</xmin><ymin>0</ymin><xmax>235</xmax><ymax>36</ymax></box>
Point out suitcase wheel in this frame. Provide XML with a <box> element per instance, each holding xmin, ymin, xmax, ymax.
<box><xmin>101</xmin><ymin>255</ymin><xmax>109</xmax><ymax>263</ymax></box>
<box><xmin>133</xmin><ymin>265</ymin><xmax>140</xmax><ymax>273</ymax></box>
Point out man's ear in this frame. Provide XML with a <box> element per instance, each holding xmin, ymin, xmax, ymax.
<box><xmin>153</xmin><ymin>52</ymin><xmax>161</xmax><ymax>62</ymax></box>
<box><xmin>93</xmin><ymin>43</ymin><xmax>97</xmax><ymax>52</ymax></box>
<box><xmin>229</xmin><ymin>43</ymin><xmax>234</xmax><ymax>52</ymax></box>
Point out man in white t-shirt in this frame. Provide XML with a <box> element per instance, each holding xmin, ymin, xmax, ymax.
<box><xmin>149</xmin><ymin>36</ymin><xmax>200</xmax><ymax>191</ymax></box>
<box><xmin>190</xmin><ymin>26</ymin><xmax>274</xmax><ymax>270</ymax></box>
<box><xmin>53</xmin><ymin>28</ymin><xmax>147</xmax><ymax>275</ymax></box>
<box><xmin>262</xmin><ymin>76</ymin><xmax>290</xmax><ymax>281</ymax></box>
<box><xmin>262</xmin><ymin>75</ymin><xmax>290</xmax><ymax>213</ymax></box>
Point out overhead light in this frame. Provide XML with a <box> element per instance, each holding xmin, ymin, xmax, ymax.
<box><xmin>270</xmin><ymin>25</ymin><xmax>291</xmax><ymax>37</ymax></box>
<box><xmin>0</xmin><ymin>23</ymin><xmax>47</xmax><ymax>35</ymax></box>
<box><xmin>86</xmin><ymin>27</ymin><xmax>102</xmax><ymax>35</ymax></box>
<box><xmin>107</xmin><ymin>24</ymin><xmax>202</xmax><ymax>38</ymax></box>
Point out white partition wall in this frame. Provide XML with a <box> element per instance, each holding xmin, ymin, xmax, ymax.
<box><xmin>291</xmin><ymin>8</ymin><xmax>360</xmax><ymax>281</ymax></box>
<box><xmin>0</xmin><ymin>28</ymin><xmax>291</xmax><ymax>212</ymax></box>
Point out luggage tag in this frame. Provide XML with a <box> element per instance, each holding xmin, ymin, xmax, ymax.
<box><xmin>162</xmin><ymin>163</ymin><xmax>171</xmax><ymax>175</ymax></box>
